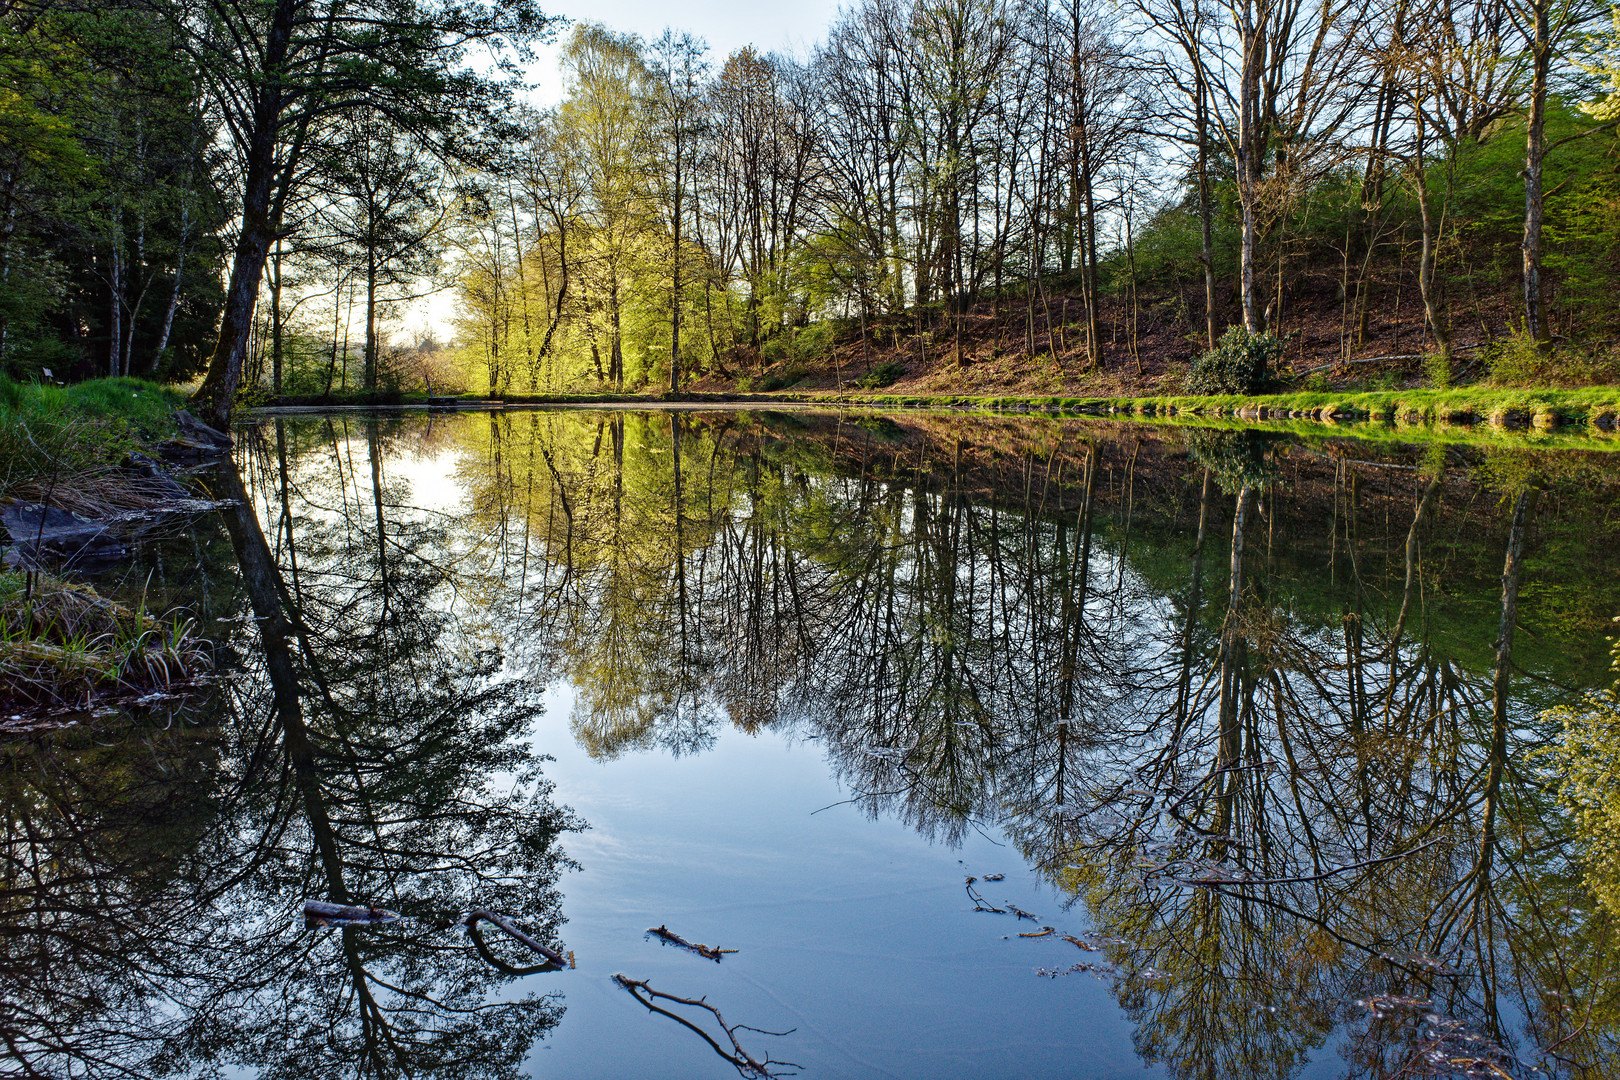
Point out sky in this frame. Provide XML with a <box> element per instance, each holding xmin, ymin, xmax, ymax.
<box><xmin>405</xmin><ymin>0</ymin><xmax>844</xmax><ymax>342</ymax></box>
<box><xmin>529</xmin><ymin>0</ymin><xmax>843</xmax><ymax>101</ymax></box>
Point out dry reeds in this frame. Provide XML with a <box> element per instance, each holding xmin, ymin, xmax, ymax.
<box><xmin>6</xmin><ymin>465</ymin><xmax>193</xmax><ymax>521</ymax></box>
<box><xmin>0</xmin><ymin>570</ymin><xmax>211</xmax><ymax>716</ymax></box>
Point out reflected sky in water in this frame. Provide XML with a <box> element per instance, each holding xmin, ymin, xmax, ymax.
<box><xmin>8</xmin><ymin>408</ymin><xmax>1620</xmax><ymax>1080</ymax></box>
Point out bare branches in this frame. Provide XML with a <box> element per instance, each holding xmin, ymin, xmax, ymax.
<box><xmin>612</xmin><ymin>975</ymin><xmax>800</xmax><ymax>1079</ymax></box>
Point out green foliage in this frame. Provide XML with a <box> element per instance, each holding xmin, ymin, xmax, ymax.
<box><xmin>1183</xmin><ymin>428</ymin><xmax>1281</xmax><ymax>493</ymax></box>
<box><xmin>1425</xmin><ymin>352</ymin><xmax>1454</xmax><ymax>389</ymax></box>
<box><xmin>1544</xmin><ymin>632</ymin><xmax>1620</xmax><ymax>921</ymax></box>
<box><xmin>789</xmin><ymin>321</ymin><xmax>837</xmax><ymax>364</ymax></box>
<box><xmin>1485</xmin><ymin>329</ymin><xmax>1620</xmax><ymax>387</ymax></box>
<box><xmin>1188</xmin><ymin>327</ymin><xmax>1284</xmax><ymax>395</ymax></box>
<box><xmin>0</xmin><ymin>6</ymin><xmax>228</xmax><ymax>383</ymax></box>
<box><xmin>857</xmin><ymin>360</ymin><xmax>908</xmax><ymax>389</ymax></box>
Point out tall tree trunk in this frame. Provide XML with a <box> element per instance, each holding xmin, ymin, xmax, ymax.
<box><xmin>1414</xmin><ymin>121</ymin><xmax>1451</xmax><ymax>360</ymax></box>
<box><xmin>364</xmin><ymin>246</ymin><xmax>378</xmax><ymax>391</ymax></box>
<box><xmin>670</xmin><ymin>136</ymin><xmax>683</xmax><ymax>394</ymax></box>
<box><xmin>1522</xmin><ymin>1</ymin><xmax>1552</xmax><ymax>344</ymax></box>
<box><xmin>1237</xmin><ymin>3</ymin><xmax>1265</xmax><ymax>337</ymax></box>
<box><xmin>270</xmin><ymin>238</ymin><xmax>284</xmax><ymax>396</ymax></box>
<box><xmin>190</xmin><ymin>0</ymin><xmax>296</xmax><ymax>427</ymax></box>
<box><xmin>109</xmin><ymin>209</ymin><xmax>123</xmax><ymax>377</ymax></box>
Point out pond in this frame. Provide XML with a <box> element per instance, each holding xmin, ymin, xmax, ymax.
<box><xmin>8</xmin><ymin>408</ymin><xmax>1620</xmax><ymax>1079</ymax></box>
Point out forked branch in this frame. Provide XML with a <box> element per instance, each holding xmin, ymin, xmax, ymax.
<box><xmin>612</xmin><ymin>974</ymin><xmax>800</xmax><ymax>1078</ymax></box>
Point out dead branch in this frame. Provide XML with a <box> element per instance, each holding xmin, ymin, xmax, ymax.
<box><xmin>647</xmin><ymin>924</ymin><xmax>737</xmax><ymax>962</ymax></box>
<box><xmin>964</xmin><ymin>877</ymin><xmax>1005</xmax><ymax>913</ymax></box>
<box><xmin>612</xmin><ymin>974</ymin><xmax>800</xmax><ymax>1079</ymax></box>
<box><xmin>465</xmin><ymin>909</ymin><xmax>573</xmax><ymax>969</ymax></box>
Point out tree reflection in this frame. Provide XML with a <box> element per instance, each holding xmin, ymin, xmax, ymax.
<box><xmin>12</xmin><ymin>407</ymin><xmax>1620</xmax><ymax>1079</ymax></box>
<box><xmin>434</xmin><ymin>409</ymin><xmax>1620</xmax><ymax>1078</ymax></box>
<box><xmin>1</xmin><ymin>423</ymin><xmax>579</xmax><ymax>1079</ymax></box>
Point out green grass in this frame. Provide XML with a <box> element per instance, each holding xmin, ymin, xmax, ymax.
<box><xmin>0</xmin><ymin>567</ymin><xmax>209</xmax><ymax>712</ymax></box>
<box><xmin>805</xmin><ymin>385</ymin><xmax>1620</xmax><ymax>449</ymax></box>
<box><xmin>0</xmin><ymin>376</ymin><xmax>186</xmax><ymax>497</ymax></box>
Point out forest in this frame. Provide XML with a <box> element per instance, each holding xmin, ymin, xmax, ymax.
<box><xmin>5</xmin><ymin>0</ymin><xmax>1620</xmax><ymax>412</ymax></box>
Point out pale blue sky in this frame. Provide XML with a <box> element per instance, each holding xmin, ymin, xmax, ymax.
<box><xmin>527</xmin><ymin>0</ymin><xmax>845</xmax><ymax>102</ymax></box>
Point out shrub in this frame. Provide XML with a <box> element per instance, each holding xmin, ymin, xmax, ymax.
<box><xmin>760</xmin><ymin>363</ymin><xmax>807</xmax><ymax>392</ymax></box>
<box><xmin>1424</xmin><ymin>352</ymin><xmax>1453</xmax><ymax>389</ymax></box>
<box><xmin>790</xmin><ymin>321</ymin><xmax>837</xmax><ymax>364</ymax></box>
<box><xmin>857</xmin><ymin>360</ymin><xmax>907</xmax><ymax>390</ymax></box>
<box><xmin>1188</xmin><ymin>327</ymin><xmax>1285</xmax><ymax>395</ymax></box>
<box><xmin>1485</xmin><ymin>329</ymin><xmax>1620</xmax><ymax>387</ymax></box>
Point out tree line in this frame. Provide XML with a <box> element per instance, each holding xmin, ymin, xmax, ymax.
<box><xmin>0</xmin><ymin>0</ymin><xmax>551</xmax><ymax>423</ymax></box>
<box><xmin>447</xmin><ymin>0</ymin><xmax>1620</xmax><ymax>396</ymax></box>
<box><xmin>5</xmin><ymin>0</ymin><xmax>1620</xmax><ymax>412</ymax></box>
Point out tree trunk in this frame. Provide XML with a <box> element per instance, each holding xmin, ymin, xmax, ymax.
<box><xmin>1522</xmin><ymin>2</ymin><xmax>1551</xmax><ymax>344</ymax></box>
<box><xmin>1237</xmin><ymin>4</ymin><xmax>1265</xmax><ymax>336</ymax></box>
<box><xmin>190</xmin><ymin>0</ymin><xmax>296</xmax><ymax>427</ymax></box>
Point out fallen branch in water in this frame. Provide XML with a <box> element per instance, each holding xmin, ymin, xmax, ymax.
<box><xmin>965</xmin><ymin>877</ymin><xmax>1005</xmax><ymax>913</ymax></box>
<box><xmin>648</xmin><ymin>924</ymin><xmax>737</xmax><ymax>962</ymax></box>
<box><xmin>612</xmin><ymin>974</ymin><xmax>799</xmax><ymax>1079</ymax></box>
<box><xmin>303</xmin><ymin>900</ymin><xmax>398</xmax><ymax>928</ymax></box>
<box><xmin>465</xmin><ymin>909</ymin><xmax>573</xmax><ymax>969</ymax></box>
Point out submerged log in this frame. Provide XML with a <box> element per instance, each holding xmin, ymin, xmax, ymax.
<box><xmin>647</xmin><ymin>924</ymin><xmax>737</xmax><ymax>961</ymax></box>
<box><xmin>465</xmin><ymin>909</ymin><xmax>572</xmax><ymax>969</ymax></box>
<box><xmin>303</xmin><ymin>899</ymin><xmax>399</xmax><ymax>927</ymax></box>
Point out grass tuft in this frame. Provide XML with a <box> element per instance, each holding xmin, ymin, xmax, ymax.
<box><xmin>0</xmin><ymin>568</ymin><xmax>210</xmax><ymax>714</ymax></box>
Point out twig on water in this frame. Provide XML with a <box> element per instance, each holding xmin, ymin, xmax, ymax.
<box><xmin>648</xmin><ymin>924</ymin><xmax>738</xmax><ymax>962</ymax></box>
<box><xmin>612</xmin><ymin>974</ymin><xmax>800</xmax><ymax>1078</ymax></box>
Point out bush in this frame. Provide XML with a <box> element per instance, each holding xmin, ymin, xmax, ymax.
<box><xmin>1424</xmin><ymin>352</ymin><xmax>1453</xmax><ymax>389</ymax></box>
<box><xmin>857</xmin><ymin>360</ymin><xmax>907</xmax><ymax>390</ymax></box>
<box><xmin>1188</xmin><ymin>327</ymin><xmax>1286</xmax><ymax>395</ymax></box>
<box><xmin>1484</xmin><ymin>329</ymin><xmax>1619</xmax><ymax>387</ymax></box>
<box><xmin>790</xmin><ymin>321</ymin><xmax>838</xmax><ymax>364</ymax></box>
<box><xmin>760</xmin><ymin>363</ymin><xmax>807</xmax><ymax>392</ymax></box>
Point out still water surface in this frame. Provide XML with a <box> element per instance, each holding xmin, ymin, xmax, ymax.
<box><xmin>9</xmin><ymin>409</ymin><xmax>1620</xmax><ymax>1079</ymax></box>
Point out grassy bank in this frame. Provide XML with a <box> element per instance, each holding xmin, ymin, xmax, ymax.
<box><xmin>263</xmin><ymin>383</ymin><xmax>1620</xmax><ymax>444</ymax></box>
<box><xmin>0</xmin><ymin>376</ymin><xmax>187</xmax><ymax>496</ymax></box>
<box><xmin>0</xmin><ymin>377</ymin><xmax>210</xmax><ymax>719</ymax></box>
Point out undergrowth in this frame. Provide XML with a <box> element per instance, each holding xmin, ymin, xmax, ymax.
<box><xmin>0</xmin><ymin>568</ymin><xmax>210</xmax><ymax>714</ymax></box>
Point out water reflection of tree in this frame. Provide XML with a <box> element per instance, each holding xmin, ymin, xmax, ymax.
<box><xmin>1</xmin><ymin>423</ymin><xmax>580</xmax><ymax>1079</ymax></box>
<box><xmin>395</xmin><ymin>410</ymin><xmax>1620</xmax><ymax>1077</ymax></box>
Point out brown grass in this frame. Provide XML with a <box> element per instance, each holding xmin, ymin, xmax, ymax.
<box><xmin>0</xmin><ymin>569</ymin><xmax>211</xmax><ymax>717</ymax></box>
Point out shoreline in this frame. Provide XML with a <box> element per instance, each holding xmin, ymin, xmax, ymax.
<box><xmin>252</xmin><ymin>385</ymin><xmax>1620</xmax><ymax>449</ymax></box>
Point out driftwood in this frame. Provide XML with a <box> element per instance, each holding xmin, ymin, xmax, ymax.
<box><xmin>647</xmin><ymin>924</ymin><xmax>737</xmax><ymax>962</ymax></box>
<box><xmin>612</xmin><ymin>974</ymin><xmax>799</xmax><ymax>1079</ymax></box>
<box><xmin>303</xmin><ymin>900</ymin><xmax>399</xmax><ymax>927</ymax></box>
<box><xmin>1293</xmin><ymin>342</ymin><xmax>1483</xmax><ymax>379</ymax></box>
<box><xmin>465</xmin><ymin>909</ymin><xmax>573</xmax><ymax>970</ymax></box>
